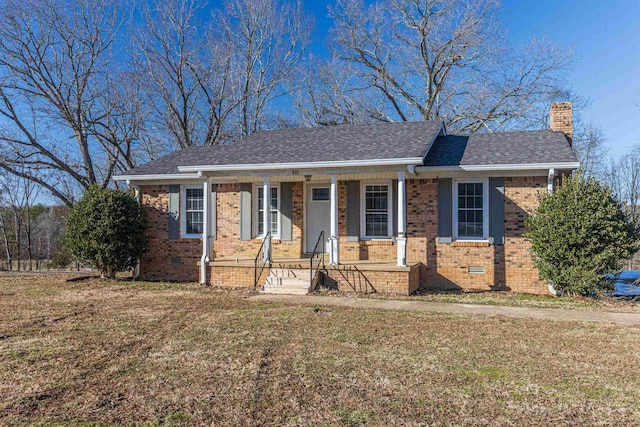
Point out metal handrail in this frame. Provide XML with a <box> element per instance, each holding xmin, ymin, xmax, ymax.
<box><xmin>309</xmin><ymin>230</ymin><xmax>325</xmax><ymax>292</ymax></box>
<box><xmin>254</xmin><ymin>231</ymin><xmax>271</xmax><ymax>290</ymax></box>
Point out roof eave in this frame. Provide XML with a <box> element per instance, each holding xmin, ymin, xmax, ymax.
<box><xmin>112</xmin><ymin>173</ymin><xmax>202</xmax><ymax>182</ymax></box>
<box><xmin>415</xmin><ymin>161</ymin><xmax>581</xmax><ymax>172</ymax></box>
<box><xmin>177</xmin><ymin>157</ymin><xmax>424</xmax><ymax>173</ymax></box>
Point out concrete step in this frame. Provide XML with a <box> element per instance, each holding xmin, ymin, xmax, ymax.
<box><xmin>261</xmin><ymin>284</ymin><xmax>309</xmax><ymax>295</ymax></box>
<box><xmin>269</xmin><ymin>268</ymin><xmax>311</xmax><ymax>280</ymax></box>
<box><xmin>262</xmin><ymin>272</ymin><xmax>310</xmax><ymax>295</ymax></box>
<box><xmin>265</xmin><ymin>276</ymin><xmax>308</xmax><ymax>287</ymax></box>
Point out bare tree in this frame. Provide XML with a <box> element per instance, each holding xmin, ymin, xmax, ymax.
<box><xmin>0</xmin><ymin>167</ymin><xmax>41</xmax><ymax>270</ymax></box>
<box><xmin>136</xmin><ymin>0</ymin><xmax>310</xmax><ymax>149</ymax></box>
<box><xmin>136</xmin><ymin>0</ymin><xmax>235</xmax><ymax>149</ymax></box>
<box><xmin>324</xmin><ymin>0</ymin><xmax>573</xmax><ymax>132</ymax></box>
<box><xmin>0</xmin><ymin>0</ymin><xmax>141</xmax><ymax>206</ymax></box>
<box><xmin>292</xmin><ymin>59</ymin><xmax>391</xmax><ymax>126</ymax></box>
<box><xmin>607</xmin><ymin>146</ymin><xmax>640</xmax><ymax>225</ymax></box>
<box><xmin>572</xmin><ymin>121</ymin><xmax>607</xmax><ymax>179</ymax></box>
<box><xmin>218</xmin><ymin>0</ymin><xmax>311</xmax><ymax>136</ymax></box>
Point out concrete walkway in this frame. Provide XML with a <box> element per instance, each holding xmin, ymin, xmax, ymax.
<box><xmin>248</xmin><ymin>294</ymin><xmax>640</xmax><ymax>325</ymax></box>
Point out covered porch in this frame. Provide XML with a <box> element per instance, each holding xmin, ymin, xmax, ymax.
<box><xmin>208</xmin><ymin>255</ymin><xmax>422</xmax><ymax>295</ymax></box>
<box><xmin>193</xmin><ymin>167</ymin><xmax>417</xmax><ymax>294</ymax></box>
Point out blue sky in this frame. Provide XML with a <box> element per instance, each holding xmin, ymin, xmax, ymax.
<box><xmin>302</xmin><ymin>0</ymin><xmax>640</xmax><ymax>155</ymax></box>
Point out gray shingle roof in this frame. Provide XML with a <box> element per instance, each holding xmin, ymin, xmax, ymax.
<box><xmin>423</xmin><ymin>130</ymin><xmax>578</xmax><ymax>167</ymax></box>
<box><xmin>123</xmin><ymin>121</ymin><xmax>443</xmax><ymax>176</ymax></box>
<box><xmin>121</xmin><ymin>123</ymin><xmax>578</xmax><ymax>177</ymax></box>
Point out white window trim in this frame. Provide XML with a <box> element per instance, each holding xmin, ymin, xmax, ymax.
<box><xmin>180</xmin><ymin>185</ymin><xmax>204</xmax><ymax>239</ymax></box>
<box><xmin>360</xmin><ymin>180</ymin><xmax>394</xmax><ymax>240</ymax></box>
<box><xmin>452</xmin><ymin>178</ymin><xmax>489</xmax><ymax>241</ymax></box>
<box><xmin>311</xmin><ymin>186</ymin><xmax>331</xmax><ymax>202</ymax></box>
<box><xmin>252</xmin><ymin>183</ymin><xmax>281</xmax><ymax>239</ymax></box>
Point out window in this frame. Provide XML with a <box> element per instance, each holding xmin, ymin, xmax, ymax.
<box><xmin>254</xmin><ymin>184</ymin><xmax>279</xmax><ymax>237</ymax></box>
<box><xmin>361</xmin><ymin>181</ymin><xmax>392</xmax><ymax>239</ymax></box>
<box><xmin>311</xmin><ymin>187</ymin><xmax>330</xmax><ymax>201</ymax></box>
<box><xmin>453</xmin><ymin>179</ymin><xmax>488</xmax><ymax>240</ymax></box>
<box><xmin>181</xmin><ymin>186</ymin><xmax>204</xmax><ymax>238</ymax></box>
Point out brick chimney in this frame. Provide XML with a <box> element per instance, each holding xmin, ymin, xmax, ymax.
<box><xmin>550</xmin><ymin>102</ymin><xmax>572</xmax><ymax>145</ymax></box>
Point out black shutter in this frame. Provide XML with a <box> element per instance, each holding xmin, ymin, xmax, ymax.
<box><xmin>210</xmin><ymin>184</ymin><xmax>217</xmax><ymax>240</ymax></box>
<box><xmin>239</xmin><ymin>183</ymin><xmax>252</xmax><ymax>241</ymax></box>
<box><xmin>280</xmin><ymin>182</ymin><xmax>293</xmax><ymax>241</ymax></box>
<box><xmin>168</xmin><ymin>184</ymin><xmax>180</xmax><ymax>240</ymax></box>
<box><xmin>392</xmin><ymin>179</ymin><xmax>398</xmax><ymax>237</ymax></box>
<box><xmin>489</xmin><ymin>178</ymin><xmax>505</xmax><ymax>244</ymax></box>
<box><xmin>437</xmin><ymin>178</ymin><xmax>452</xmax><ymax>243</ymax></box>
<box><xmin>346</xmin><ymin>181</ymin><xmax>360</xmax><ymax>241</ymax></box>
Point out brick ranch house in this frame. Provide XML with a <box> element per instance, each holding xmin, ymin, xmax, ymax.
<box><xmin>114</xmin><ymin>103</ymin><xmax>579</xmax><ymax>295</ymax></box>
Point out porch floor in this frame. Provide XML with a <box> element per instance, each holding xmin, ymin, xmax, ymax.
<box><xmin>210</xmin><ymin>256</ymin><xmax>416</xmax><ymax>272</ymax></box>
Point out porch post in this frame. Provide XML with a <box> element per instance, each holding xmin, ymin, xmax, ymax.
<box><xmin>329</xmin><ymin>174</ymin><xmax>339</xmax><ymax>265</ymax></box>
<box><xmin>396</xmin><ymin>171</ymin><xmax>407</xmax><ymax>267</ymax></box>
<box><xmin>200</xmin><ymin>179</ymin><xmax>210</xmax><ymax>284</ymax></box>
<box><xmin>262</xmin><ymin>176</ymin><xmax>271</xmax><ymax>262</ymax></box>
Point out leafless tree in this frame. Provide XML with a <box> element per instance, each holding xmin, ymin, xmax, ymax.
<box><xmin>572</xmin><ymin>121</ymin><xmax>607</xmax><ymax>179</ymax></box>
<box><xmin>218</xmin><ymin>0</ymin><xmax>311</xmax><ymax>136</ymax></box>
<box><xmin>0</xmin><ymin>0</ymin><xmax>142</xmax><ymax>206</ymax></box>
<box><xmin>136</xmin><ymin>0</ymin><xmax>311</xmax><ymax>149</ymax></box>
<box><xmin>607</xmin><ymin>145</ymin><xmax>640</xmax><ymax>225</ymax></box>
<box><xmin>323</xmin><ymin>0</ymin><xmax>573</xmax><ymax>132</ymax></box>
<box><xmin>136</xmin><ymin>0</ymin><xmax>234</xmax><ymax>149</ymax></box>
<box><xmin>292</xmin><ymin>59</ymin><xmax>388</xmax><ymax>126</ymax></box>
<box><xmin>0</xmin><ymin>167</ymin><xmax>41</xmax><ymax>270</ymax></box>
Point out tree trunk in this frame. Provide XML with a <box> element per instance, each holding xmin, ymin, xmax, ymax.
<box><xmin>103</xmin><ymin>265</ymin><xmax>116</xmax><ymax>279</ymax></box>
<box><xmin>0</xmin><ymin>212</ymin><xmax>12</xmax><ymax>271</ymax></box>
<box><xmin>14</xmin><ymin>210</ymin><xmax>21</xmax><ymax>271</ymax></box>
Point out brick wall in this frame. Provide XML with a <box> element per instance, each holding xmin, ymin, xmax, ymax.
<box><xmin>416</xmin><ymin>176</ymin><xmax>548</xmax><ymax>294</ymax></box>
<box><xmin>209</xmin><ymin>264</ymin><xmax>268</xmax><ymax>288</ymax></box>
<box><xmin>138</xmin><ymin>177</ymin><xmax>548</xmax><ymax>294</ymax></box>
<box><xmin>138</xmin><ymin>185</ymin><xmax>201</xmax><ymax>282</ymax></box>
<box><xmin>322</xmin><ymin>264</ymin><xmax>421</xmax><ymax>295</ymax></box>
<box><xmin>213</xmin><ymin>183</ymin><xmax>304</xmax><ymax>259</ymax></box>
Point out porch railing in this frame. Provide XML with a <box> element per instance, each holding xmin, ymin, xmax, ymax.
<box><xmin>254</xmin><ymin>231</ymin><xmax>271</xmax><ymax>290</ymax></box>
<box><xmin>309</xmin><ymin>230</ymin><xmax>325</xmax><ymax>292</ymax></box>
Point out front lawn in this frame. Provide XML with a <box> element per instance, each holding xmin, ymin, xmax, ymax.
<box><xmin>1</xmin><ymin>274</ymin><xmax>639</xmax><ymax>425</ymax></box>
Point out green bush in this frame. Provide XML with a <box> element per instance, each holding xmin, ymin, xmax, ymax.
<box><xmin>65</xmin><ymin>185</ymin><xmax>148</xmax><ymax>278</ymax></box>
<box><xmin>525</xmin><ymin>173</ymin><xmax>639</xmax><ymax>296</ymax></box>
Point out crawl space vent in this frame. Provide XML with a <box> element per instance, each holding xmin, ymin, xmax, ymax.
<box><xmin>467</xmin><ymin>266</ymin><xmax>485</xmax><ymax>274</ymax></box>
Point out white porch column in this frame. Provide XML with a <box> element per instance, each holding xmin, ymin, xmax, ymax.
<box><xmin>329</xmin><ymin>174</ymin><xmax>339</xmax><ymax>265</ymax></box>
<box><xmin>548</xmin><ymin>168</ymin><xmax>555</xmax><ymax>194</ymax></box>
<box><xmin>262</xmin><ymin>176</ymin><xmax>271</xmax><ymax>262</ymax></box>
<box><xmin>396</xmin><ymin>171</ymin><xmax>407</xmax><ymax>267</ymax></box>
<box><xmin>200</xmin><ymin>179</ymin><xmax>210</xmax><ymax>284</ymax></box>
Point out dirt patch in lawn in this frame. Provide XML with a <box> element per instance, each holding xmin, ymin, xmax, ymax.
<box><xmin>1</xmin><ymin>274</ymin><xmax>639</xmax><ymax>426</ymax></box>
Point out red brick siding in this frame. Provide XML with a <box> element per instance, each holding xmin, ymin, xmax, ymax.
<box><xmin>138</xmin><ymin>177</ymin><xmax>548</xmax><ymax>294</ymax></box>
<box><xmin>138</xmin><ymin>185</ymin><xmax>201</xmax><ymax>282</ymax></box>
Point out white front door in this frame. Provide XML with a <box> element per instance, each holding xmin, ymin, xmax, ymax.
<box><xmin>306</xmin><ymin>184</ymin><xmax>331</xmax><ymax>253</ymax></box>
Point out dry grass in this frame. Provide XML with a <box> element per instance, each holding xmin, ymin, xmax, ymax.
<box><xmin>1</xmin><ymin>273</ymin><xmax>639</xmax><ymax>426</ymax></box>
<box><xmin>351</xmin><ymin>289</ymin><xmax>640</xmax><ymax>312</ymax></box>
